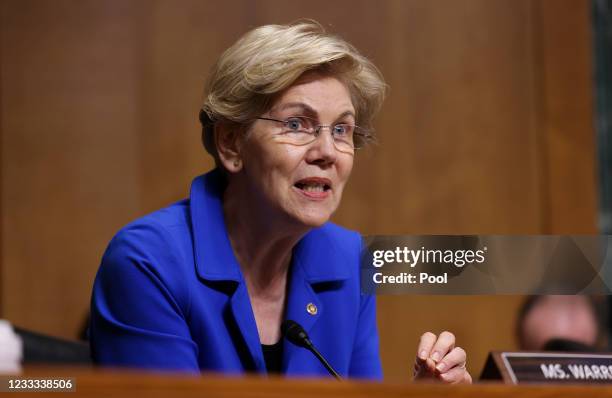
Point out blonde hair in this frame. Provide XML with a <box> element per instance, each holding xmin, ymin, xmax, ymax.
<box><xmin>200</xmin><ymin>20</ymin><xmax>387</xmax><ymax>162</ymax></box>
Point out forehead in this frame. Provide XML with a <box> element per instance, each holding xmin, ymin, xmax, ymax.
<box><xmin>270</xmin><ymin>73</ymin><xmax>355</xmax><ymax>118</ymax></box>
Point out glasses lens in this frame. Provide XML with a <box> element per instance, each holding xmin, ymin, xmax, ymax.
<box><xmin>268</xmin><ymin>116</ymin><xmax>371</xmax><ymax>150</ymax></box>
<box><xmin>276</xmin><ymin>117</ymin><xmax>316</xmax><ymax>145</ymax></box>
<box><xmin>330</xmin><ymin>124</ymin><xmax>353</xmax><ymax>152</ymax></box>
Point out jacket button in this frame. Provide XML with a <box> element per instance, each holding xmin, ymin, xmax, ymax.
<box><xmin>306</xmin><ymin>303</ymin><xmax>317</xmax><ymax>315</ymax></box>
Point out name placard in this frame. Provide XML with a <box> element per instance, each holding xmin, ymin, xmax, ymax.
<box><xmin>480</xmin><ymin>352</ymin><xmax>612</xmax><ymax>384</ymax></box>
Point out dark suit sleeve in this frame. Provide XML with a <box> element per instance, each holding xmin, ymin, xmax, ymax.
<box><xmin>90</xmin><ymin>221</ymin><xmax>199</xmax><ymax>371</ymax></box>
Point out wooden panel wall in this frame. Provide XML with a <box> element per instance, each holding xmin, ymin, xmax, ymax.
<box><xmin>0</xmin><ymin>0</ymin><xmax>597</xmax><ymax>382</ymax></box>
<box><xmin>1</xmin><ymin>0</ymin><xmax>146</xmax><ymax>336</ymax></box>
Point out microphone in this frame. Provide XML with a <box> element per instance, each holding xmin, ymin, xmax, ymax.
<box><xmin>281</xmin><ymin>320</ymin><xmax>342</xmax><ymax>380</ymax></box>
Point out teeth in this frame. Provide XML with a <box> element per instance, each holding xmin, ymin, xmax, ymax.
<box><xmin>302</xmin><ymin>184</ymin><xmax>324</xmax><ymax>192</ymax></box>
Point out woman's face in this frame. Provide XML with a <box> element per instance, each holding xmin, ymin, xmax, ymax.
<box><xmin>239</xmin><ymin>72</ymin><xmax>355</xmax><ymax>228</ymax></box>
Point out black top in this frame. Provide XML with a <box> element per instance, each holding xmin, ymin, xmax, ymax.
<box><xmin>261</xmin><ymin>340</ymin><xmax>283</xmax><ymax>374</ymax></box>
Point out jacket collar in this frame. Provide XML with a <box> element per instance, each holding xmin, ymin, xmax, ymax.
<box><xmin>189</xmin><ymin>169</ymin><xmax>350</xmax><ymax>284</ymax></box>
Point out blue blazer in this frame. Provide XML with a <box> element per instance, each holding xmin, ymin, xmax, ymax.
<box><xmin>90</xmin><ymin>169</ymin><xmax>382</xmax><ymax>379</ymax></box>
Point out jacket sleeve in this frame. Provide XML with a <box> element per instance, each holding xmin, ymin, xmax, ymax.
<box><xmin>348</xmin><ymin>292</ymin><xmax>383</xmax><ymax>379</ymax></box>
<box><xmin>90</xmin><ymin>221</ymin><xmax>199</xmax><ymax>371</ymax></box>
<box><xmin>348</xmin><ymin>233</ymin><xmax>383</xmax><ymax>379</ymax></box>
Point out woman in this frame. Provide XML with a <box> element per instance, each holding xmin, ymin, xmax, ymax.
<box><xmin>91</xmin><ymin>20</ymin><xmax>471</xmax><ymax>383</ymax></box>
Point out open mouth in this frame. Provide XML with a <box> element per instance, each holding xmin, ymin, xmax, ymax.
<box><xmin>293</xmin><ymin>177</ymin><xmax>332</xmax><ymax>196</ymax></box>
<box><xmin>294</xmin><ymin>182</ymin><xmax>331</xmax><ymax>192</ymax></box>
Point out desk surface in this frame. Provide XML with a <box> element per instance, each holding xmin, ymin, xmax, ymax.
<box><xmin>7</xmin><ymin>366</ymin><xmax>612</xmax><ymax>397</ymax></box>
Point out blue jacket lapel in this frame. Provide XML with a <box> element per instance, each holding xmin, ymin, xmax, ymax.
<box><xmin>189</xmin><ymin>170</ymin><xmax>353</xmax><ymax>375</ymax></box>
<box><xmin>282</xmin><ymin>261</ymin><xmax>322</xmax><ymax>373</ymax></box>
<box><xmin>282</xmin><ymin>228</ymin><xmax>351</xmax><ymax>374</ymax></box>
<box><xmin>230</xmin><ymin>283</ymin><xmax>266</xmax><ymax>372</ymax></box>
<box><xmin>190</xmin><ymin>171</ymin><xmax>265</xmax><ymax>372</ymax></box>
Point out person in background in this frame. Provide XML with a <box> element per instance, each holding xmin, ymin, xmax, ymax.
<box><xmin>90</xmin><ymin>20</ymin><xmax>471</xmax><ymax>383</ymax></box>
<box><xmin>517</xmin><ymin>295</ymin><xmax>604</xmax><ymax>352</ymax></box>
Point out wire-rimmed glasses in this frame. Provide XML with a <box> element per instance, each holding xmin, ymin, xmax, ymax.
<box><xmin>256</xmin><ymin>116</ymin><xmax>372</xmax><ymax>153</ymax></box>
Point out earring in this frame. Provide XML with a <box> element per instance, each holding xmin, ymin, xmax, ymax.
<box><xmin>233</xmin><ymin>160</ymin><xmax>240</xmax><ymax>167</ymax></box>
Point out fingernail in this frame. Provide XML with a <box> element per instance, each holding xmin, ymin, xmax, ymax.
<box><xmin>419</xmin><ymin>350</ymin><xmax>428</xmax><ymax>360</ymax></box>
<box><xmin>431</xmin><ymin>351</ymin><xmax>441</xmax><ymax>362</ymax></box>
<box><xmin>436</xmin><ymin>362</ymin><xmax>446</xmax><ymax>372</ymax></box>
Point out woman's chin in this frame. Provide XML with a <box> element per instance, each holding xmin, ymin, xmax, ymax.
<box><xmin>279</xmin><ymin>198</ymin><xmax>338</xmax><ymax>230</ymax></box>
<box><xmin>291</xmin><ymin>209</ymin><xmax>333</xmax><ymax>229</ymax></box>
<box><xmin>301</xmin><ymin>218</ymin><xmax>328</xmax><ymax>229</ymax></box>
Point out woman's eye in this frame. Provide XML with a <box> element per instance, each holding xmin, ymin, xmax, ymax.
<box><xmin>334</xmin><ymin>124</ymin><xmax>350</xmax><ymax>135</ymax></box>
<box><xmin>285</xmin><ymin>119</ymin><xmax>303</xmax><ymax>130</ymax></box>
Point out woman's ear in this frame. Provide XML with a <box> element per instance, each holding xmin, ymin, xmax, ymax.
<box><xmin>215</xmin><ymin>122</ymin><xmax>244</xmax><ymax>173</ymax></box>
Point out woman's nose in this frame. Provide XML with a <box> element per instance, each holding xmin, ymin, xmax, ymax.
<box><xmin>306</xmin><ymin>126</ymin><xmax>338</xmax><ymax>166</ymax></box>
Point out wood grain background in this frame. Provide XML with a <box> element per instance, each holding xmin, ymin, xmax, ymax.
<box><xmin>0</xmin><ymin>0</ymin><xmax>598</xmax><ymax>381</ymax></box>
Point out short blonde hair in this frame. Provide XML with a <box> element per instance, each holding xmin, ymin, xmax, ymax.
<box><xmin>200</xmin><ymin>20</ymin><xmax>387</xmax><ymax>161</ymax></box>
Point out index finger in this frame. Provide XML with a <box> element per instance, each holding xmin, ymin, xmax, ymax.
<box><xmin>417</xmin><ymin>332</ymin><xmax>437</xmax><ymax>362</ymax></box>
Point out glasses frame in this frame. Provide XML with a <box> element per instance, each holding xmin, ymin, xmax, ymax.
<box><xmin>255</xmin><ymin>116</ymin><xmax>372</xmax><ymax>151</ymax></box>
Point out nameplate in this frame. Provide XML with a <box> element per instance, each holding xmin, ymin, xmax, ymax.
<box><xmin>481</xmin><ymin>352</ymin><xmax>612</xmax><ymax>384</ymax></box>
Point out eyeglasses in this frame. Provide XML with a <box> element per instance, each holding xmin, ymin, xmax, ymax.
<box><xmin>256</xmin><ymin>116</ymin><xmax>372</xmax><ymax>152</ymax></box>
